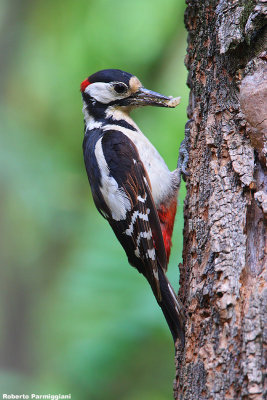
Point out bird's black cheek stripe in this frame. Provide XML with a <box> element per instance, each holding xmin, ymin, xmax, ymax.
<box><xmin>86</xmin><ymin>102</ymin><xmax>107</xmax><ymax>120</ymax></box>
<box><xmin>105</xmin><ymin>117</ymin><xmax>137</xmax><ymax>131</ymax></box>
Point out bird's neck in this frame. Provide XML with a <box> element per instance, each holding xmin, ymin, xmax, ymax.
<box><xmin>83</xmin><ymin>102</ymin><xmax>138</xmax><ymax>132</ymax></box>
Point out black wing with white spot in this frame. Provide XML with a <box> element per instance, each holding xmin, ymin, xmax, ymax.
<box><xmin>99</xmin><ymin>130</ymin><xmax>167</xmax><ymax>300</ymax></box>
<box><xmin>83</xmin><ymin>128</ymin><xmax>185</xmax><ymax>343</ymax></box>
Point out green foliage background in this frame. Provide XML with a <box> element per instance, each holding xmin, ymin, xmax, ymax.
<box><xmin>0</xmin><ymin>1</ymin><xmax>188</xmax><ymax>399</ymax></box>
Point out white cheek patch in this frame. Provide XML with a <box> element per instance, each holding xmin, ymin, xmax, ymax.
<box><xmin>85</xmin><ymin>82</ymin><xmax>127</xmax><ymax>104</ymax></box>
<box><xmin>85</xmin><ymin>82</ymin><xmax>116</xmax><ymax>104</ymax></box>
<box><xmin>95</xmin><ymin>138</ymin><xmax>131</xmax><ymax>221</ymax></box>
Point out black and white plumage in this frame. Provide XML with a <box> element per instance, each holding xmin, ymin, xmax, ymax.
<box><xmin>81</xmin><ymin>69</ymin><xmax>185</xmax><ymax>344</ymax></box>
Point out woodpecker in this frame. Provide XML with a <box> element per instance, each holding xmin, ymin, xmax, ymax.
<box><xmin>81</xmin><ymin>69</ymin><xmax>187</xmax><ymax>344</ymax></box>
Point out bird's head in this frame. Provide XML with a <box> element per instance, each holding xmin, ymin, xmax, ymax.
<box><xmin>80</xmin><ymin>69</ymin><xmax>180</xmax><ymax>112</ymax></box>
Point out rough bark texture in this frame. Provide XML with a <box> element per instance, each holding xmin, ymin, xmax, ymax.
<box><xmin>174</xmin><ymin>1</ymin><xmax>267</xmax><ymax>399</ymax></box>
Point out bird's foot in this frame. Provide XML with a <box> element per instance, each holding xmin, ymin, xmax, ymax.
<box><xmin>177</xmin><ymin>140</ymin><xmax>189</xmax><ymax>182</ymax></box>
<box><xmin>177</xmin><ymin>119</ymin><xmax>192</xmax><ymax>183</ymax></box>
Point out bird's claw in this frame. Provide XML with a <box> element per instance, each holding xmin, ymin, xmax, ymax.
<box><xmin>177</xmin><ymin>120</ymin><xmax>193</xmax><ymax>182</ymax></box>
<box><xmin>177</xmin><ymin>140</ymin><xmax>189</xmax><ymax>182</ymax></box>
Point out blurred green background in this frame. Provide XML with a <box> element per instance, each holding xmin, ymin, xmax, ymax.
<box><xmin>0</xmin><ymin>0</ymin><xmax>188</xmax><ymax>399</ymax></box>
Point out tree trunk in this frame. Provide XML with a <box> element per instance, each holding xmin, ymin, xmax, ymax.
<box><xmin>174</xmin><ymin>1</ymin><xmax>267</xmax><ymax>399</ymax></box>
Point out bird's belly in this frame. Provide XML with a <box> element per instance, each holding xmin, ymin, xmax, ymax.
<box><xmin>142</xmin><ymin>155</ymin><xmax>173</xmax><ymax>208</ymax></box>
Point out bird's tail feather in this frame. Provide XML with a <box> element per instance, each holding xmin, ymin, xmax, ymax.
<box><xmin>156</xmin><ymin>267</ymin><xmax>185</xmax><ymax>345</ymax></box>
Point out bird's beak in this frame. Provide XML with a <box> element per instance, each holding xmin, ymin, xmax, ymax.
<box><xmin>126</xmin><ymin>87</ymin><xmax>181</xmax><ymax>108</ymax></box>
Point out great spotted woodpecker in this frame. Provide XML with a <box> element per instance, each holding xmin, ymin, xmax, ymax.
<box><xmin>81</xmin><ymin>69</ymin><xmax>187</xmax><ymax>344</ymax></box>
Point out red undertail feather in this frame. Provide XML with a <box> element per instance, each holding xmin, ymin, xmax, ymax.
<box><xmin>157</xmin><ymin>199</ymin><xmax>177</xmax><ymax>263</ymax></box>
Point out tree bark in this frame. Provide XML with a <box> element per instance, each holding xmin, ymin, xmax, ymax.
<box><xmin>174</xmin><ymin>1</ymin><xmax>267</xmax><ymax>399</ymax></box>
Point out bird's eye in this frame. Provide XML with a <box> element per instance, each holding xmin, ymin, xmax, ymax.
<box><xmin>113</xmin><ymin>83</ymin><xmax>128</xmax><ymax>94</ymax></box>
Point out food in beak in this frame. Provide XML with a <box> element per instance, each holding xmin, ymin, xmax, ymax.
<box><xmin>166</xmin><ymin>96</ymin><xmax>181</xmax><ymax>108</ymax></box>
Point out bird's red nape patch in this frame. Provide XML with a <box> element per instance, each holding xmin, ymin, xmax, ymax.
<box><xmin>80</xmin><ymin>78</ymin><xmax>90</xmax><ymax>92</ymax></box>
<box><xmin>158</xmin><ymin>199</ymin><xmax>177</xmax><ymax>264</ymax></box>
